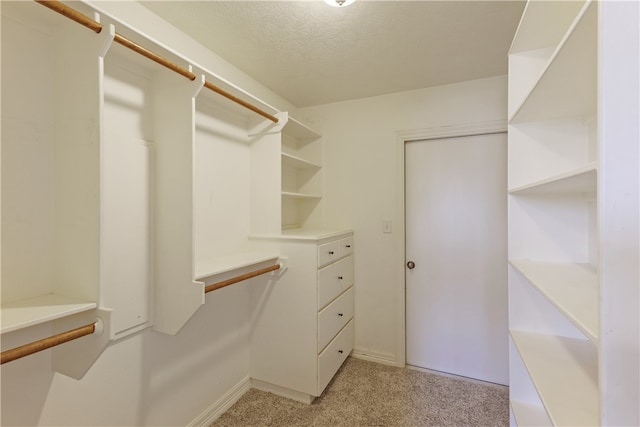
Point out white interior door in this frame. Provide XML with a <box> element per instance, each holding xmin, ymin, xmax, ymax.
<box><xmin>405</xmin><ymin>133</ymin><xmax>508</xmax><ymax>385</ymax></box>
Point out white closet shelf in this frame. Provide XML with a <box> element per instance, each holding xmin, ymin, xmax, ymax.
<box><xmin>1</xmin><ymin>294</ymin><xmax>97</xmax><ymax>334</ymax></box>
<box><xmin>195</xmin><ymin>252</ymin><xmax>280</xmax><ymax>281</ymax></box>
<box><xmin>510</xmin><ymin>260</ymin><xmax>598</xmax><ymax>341</ymax></box>
<box><xmin>282</xmin><ymin>191</ymin><xmax>322</xmax><ymax>200</ymax></box>
<box><xmin>281</xmin><ymin>153</ymin><xmax>321</xmax><ymax>169</ymax></box>
<box><xmin>283</xmin><ymin>116</ymin><xmax>321</xmax><ymax>141</ymax></box>
<box><xmin>509</xmin><ymin>0</ymin><xmax>586</xmax><ymax>54</ymax></box>
<box><xmin>511</xmin><ymin>401</ymin><xmax>552</xmax><ymax>427</ymax></box>
<box><xmin>511</xmin><ymin>331</ymin><xmax>598</xmax><ymax>427</ymax></box>
<box><xmin>509</xmin><ymin>0</ymin><xmax>596</xmax><ymax>124</ymax></box>
<box><xmin>508</xmin><ymin>162</ymin><xmax>596</xmax><ymax>195</ymax></box>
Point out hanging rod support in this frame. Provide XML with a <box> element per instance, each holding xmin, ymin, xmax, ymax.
<box><xmin>1</xmin><ymin>322</ymin><xmax>97</xmax><ymax>365</ymax></box>
<box><xmin>34</xmin><ymin>0</ymin><xmax>279</xmax><ymax>123</ymax></box>
<box><xmin>205</xmin><ymin>264</ymin><xmax>281</xmax><ymax>294</ymax></box>
<box><xmin>35</xmin><ymin>0</ymin><xmax>102</xmax><ymax>33</ymax></box>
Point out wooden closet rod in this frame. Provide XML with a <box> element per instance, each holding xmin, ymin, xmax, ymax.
<box><xmin>1</xmin><ymin>322</ymin><xmax>96</xmax><ymax>365</ymax></box>
<box><xmin>35</xmin><ymin>0</ymin><xmax>279</xmax><ymax>123</ymax></box>
<box><xmin>205</xmin><ymin>264</ymin><xmax>281</xmax><ymax>294</ymax></box>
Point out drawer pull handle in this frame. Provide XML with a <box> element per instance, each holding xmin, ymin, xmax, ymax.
<box><xmin>329</xmin><ymin>251</ymin><xmax>335</xmax><ymax>255</ymax></box>
<box><xmin>338</xmin><ymin>350</ymin><xmax>344</xmax><ymax>354</ymax></box>
<box><xmin>338</xmin><ymin>276</ymin><xmax>343</xmax><ymax>280</ymax></box>
<box><xmin>346</xmin><ymin>245</ymin><xmax>351</xmax><ymax>248</ymax></box>
<box><xmin>338</xmin><ymin>313</ymin><xmax>344</xmax><ymax>317</ymax></box>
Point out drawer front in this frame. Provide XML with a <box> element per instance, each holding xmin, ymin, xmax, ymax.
<box><xmin>338</xmin><ymin>236</ymin><xmax>354</xmax><ymax>258</ymax></box>
<box><xmin>318</xmin><ymin>287</ymin><xmax>354</xmax><ymax>352</ymax></box>
<box><xmin>317</xmin><ymin>255</ymin><xmax>354</xmax><ymax>310</ymax></box>
<box><xmin>317</xmin><ymin>319</ymin><xmax>354</xmax><ymax>395</ymax></box>
<box><xmin>318</xmin><ymin>241</ymin><xmax>339</xmax><ymax>268</ymax></box>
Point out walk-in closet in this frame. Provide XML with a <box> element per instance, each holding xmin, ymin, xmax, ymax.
<box><xmin>1</xmin><ymin>1</ymin><xmax>638</xmax><ymax>426</ymax></box>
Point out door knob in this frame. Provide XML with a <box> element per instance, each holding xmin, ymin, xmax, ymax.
<box><xmin>407</xmin><ymin>261</ymin><xmax>415</xmax><ymax>270</ymax></box>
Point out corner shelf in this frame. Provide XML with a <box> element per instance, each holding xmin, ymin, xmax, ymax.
<box><xmin>510</xmin><ymin>331</ymin><xmax>598</xmax><ymax>426</ymax></box>
<box><xmin>509</xmin><ymin>260</ymin><xmax>598</xmax><ymax>342</ymax></box>
<box><xmin>1</xmin><ymin>294</ymin><xmax>97</xmax><ymax>335</ymax></box>
<box><xmin>508</xmin><ymin>162</ymin><xmax>596</xmax><ymax>195</ymax></box>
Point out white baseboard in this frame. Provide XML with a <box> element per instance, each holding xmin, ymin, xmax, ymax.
<box><xmin>251</xmin><ymin>378</ymin><xmax>315</xmax><ymax>404</ymax></box>
<box><xmin>187</xmin><ymin>376</ymin><xmax>251</xmax><ymax>427</ymax></box>
<box><xmin>352</xmin><ymin>347</ymin><xmax>401</xmax><ymax>367</ymax></box>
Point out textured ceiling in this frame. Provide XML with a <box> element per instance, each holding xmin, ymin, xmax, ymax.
<box><xmin>142</xmin><ymin>1</ymin><xmax>525</xmax><ymax>108</ymax></box>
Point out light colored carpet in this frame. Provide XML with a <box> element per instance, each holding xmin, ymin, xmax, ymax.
<box><xmin>211</xmin><ymin>357</ymin><xmax>509</xmax><ymax>426</ymax></box>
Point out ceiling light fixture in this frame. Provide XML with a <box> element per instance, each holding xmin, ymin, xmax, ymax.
<box><xmin>323</xmin><ymin>0</ymin><xmax>356</xmax><ymax>7</ymax></box>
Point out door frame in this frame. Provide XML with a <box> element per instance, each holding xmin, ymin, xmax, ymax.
<box><xmin>393</xmin><ymin>119</ymin><xmax>507</xmax><ymax>367</ymax></box>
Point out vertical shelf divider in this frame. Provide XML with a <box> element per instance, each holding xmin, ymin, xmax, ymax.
<box><xmin>152</xmin><ymin>69</ymin><xmax>206</xmax><ymax>335</ymax></box>
<box><xmin>249</xmin><ymin>112</ymin><xmax>287</xmax><ymax>236</ymax></box>
<box><xmin>48</xmin><ymin>14</ymin><xmax>117</xmax><ymax>380</ymax></box>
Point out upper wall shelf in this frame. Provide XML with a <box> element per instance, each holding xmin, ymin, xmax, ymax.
<box><xmin>509</xmin><ymin>1</ymin><xmax>596</xmax><ymax>123</ymax></box>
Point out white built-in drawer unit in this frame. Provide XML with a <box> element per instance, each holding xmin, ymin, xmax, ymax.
<box><xmin>248</xmin><ymin>229</ymin><xmax>354</xmax><ymax>402</ymax></box>
<box><xmin>313</xmin><ymin>233</ymin><xmax>354</xmax><ymax>395</ymax></box>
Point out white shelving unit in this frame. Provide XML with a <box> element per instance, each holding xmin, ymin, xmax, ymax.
<box><xmin>508</xmin><ymin>1</ymin><xmax>640</xmax><ymax>425</ymax></box>
<box><xmin>154</xmin><ymin>57</ymin><xmax>284</xmax><ymax>334</ymax></box>
<box><xmin>280</xmin><ymin>117</ymin><xmax>324</xmax><ymax>230</ymax></box>
<box><xmin>0</xmin><ymin>1</ymin><xmax>116</xmax><ymax>378</ymax></box>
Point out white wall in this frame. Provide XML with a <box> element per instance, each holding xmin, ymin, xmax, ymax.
<box><xmin>299</xmin><ymin>75</ymin><xmax>508</xmax><ymax>364</ymax></box>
